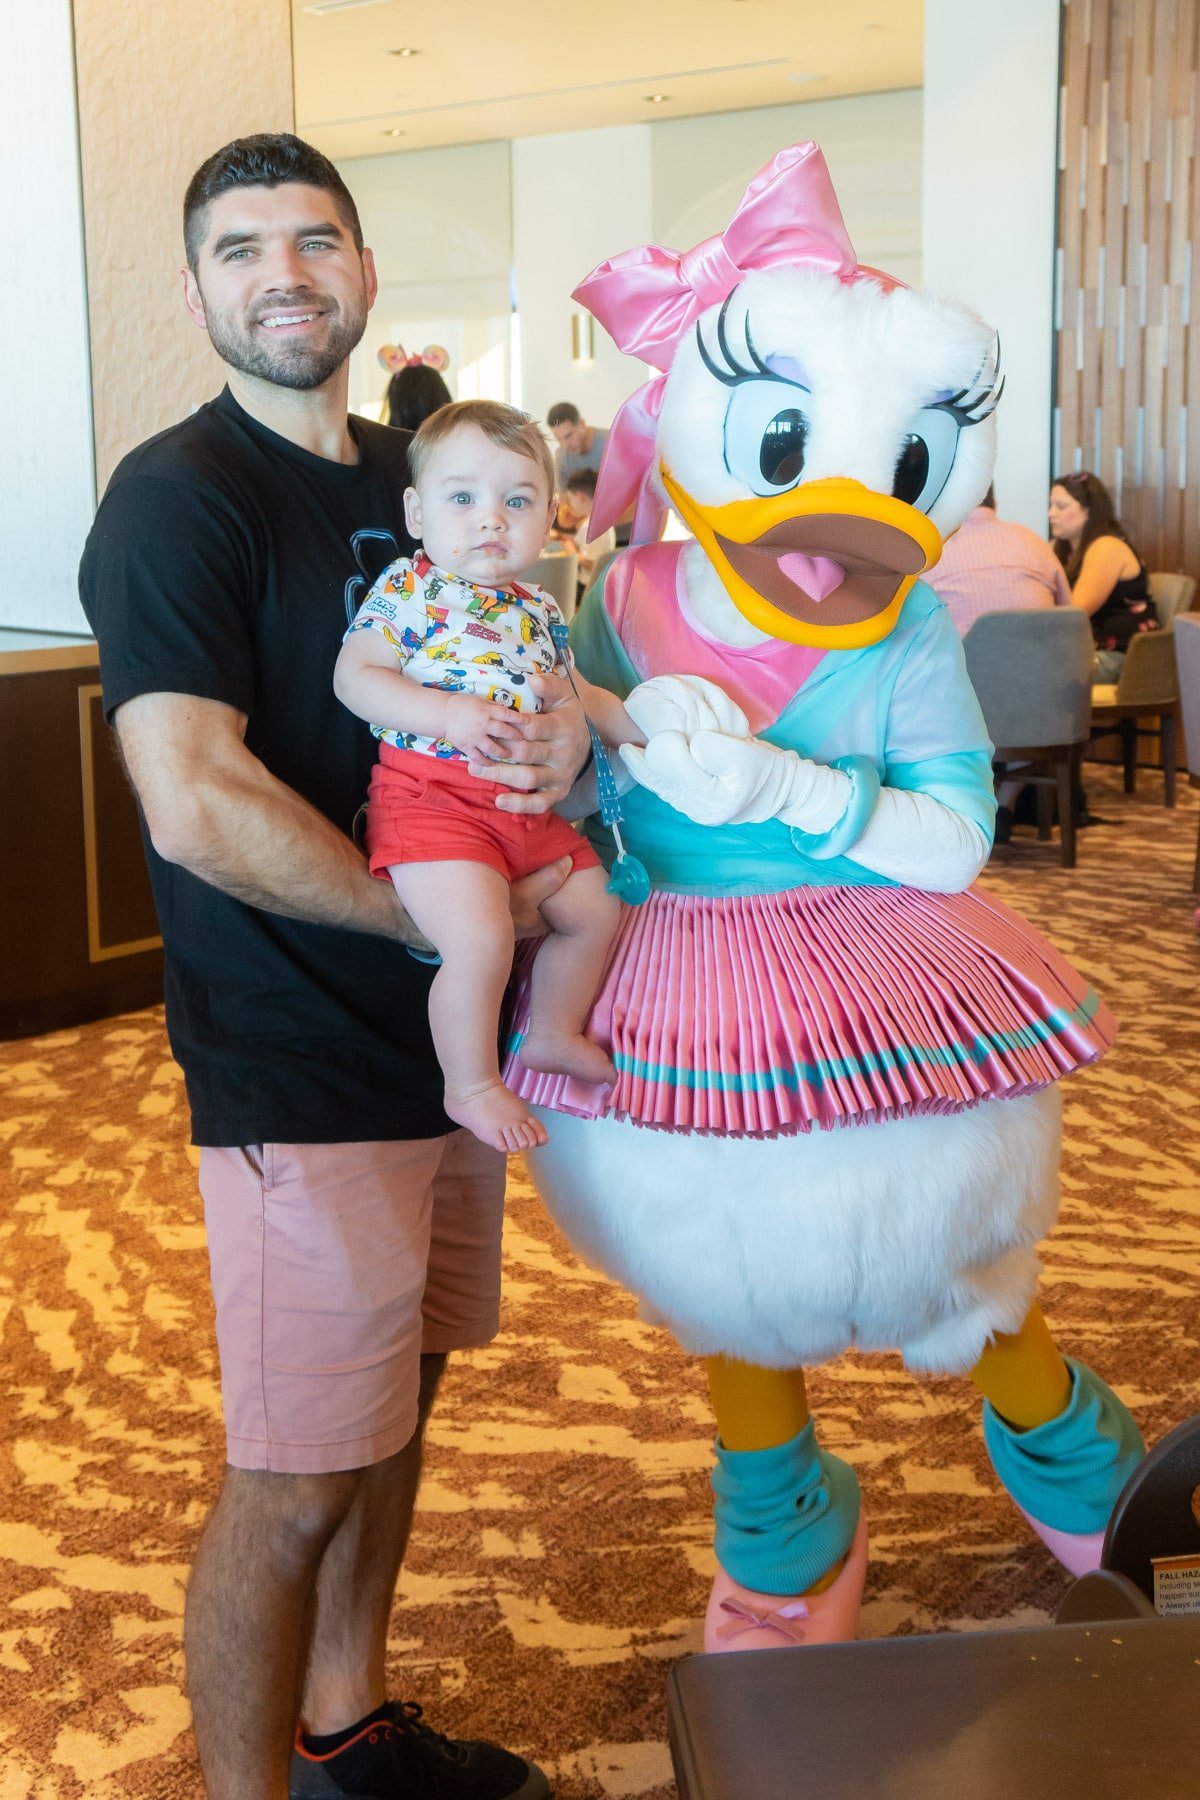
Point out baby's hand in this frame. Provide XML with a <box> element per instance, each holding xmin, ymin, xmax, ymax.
<box><xmin>445</xmin><ymin>694</ymin><xmax>523</xmax><ymax>764</ymax></box>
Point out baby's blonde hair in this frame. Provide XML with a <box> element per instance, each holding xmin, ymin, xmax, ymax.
<box><xmin>408</xmin><ymin>399</ymin><xmax>555</xmax><ymax>498</ymax></box>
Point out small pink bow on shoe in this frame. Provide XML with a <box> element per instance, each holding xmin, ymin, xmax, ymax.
<box><xmin>716</xmin><ymin>1595</ymin><xmax>811</xmax><ymax>1646</ymax></box>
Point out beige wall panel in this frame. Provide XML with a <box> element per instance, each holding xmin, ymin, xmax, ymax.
<box><xmin>1056</xmin><ymin>0</ymin><xmax>1200</xmax><ymax>579</ymax></box>
<box><xmin>74</xmin><ymin>0</ymin><xmax>294</xmax><ymax>491</ymax></box>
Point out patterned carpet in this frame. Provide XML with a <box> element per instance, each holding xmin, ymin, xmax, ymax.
<box><xmin>2</xmin><ymin>766</ymin><xmax>1199</xmax><ymax>1798</ymax></box>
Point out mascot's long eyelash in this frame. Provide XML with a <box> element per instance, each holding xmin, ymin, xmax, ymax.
<box><xmin>695</xmin><ymin>293</ymin><xmax>781</xmax><ymax>389</ymax></box>
<box><xmin>940</xmin><ymin>337</ymin><xmax>1005</xmax><ymax>426</ymax></box>
<box><xmin>697</xmin><ymin>295</ymin><xmax>1005</xmax><ymax>430</ymax></box>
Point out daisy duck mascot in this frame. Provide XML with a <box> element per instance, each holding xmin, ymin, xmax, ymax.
<box><xmin>503</xmin><ymin>144</ymin><xmax>1143</xmax><ymax>1650</ymax></box>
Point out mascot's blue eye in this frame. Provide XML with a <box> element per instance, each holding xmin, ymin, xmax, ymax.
<box><xmin>723</xmin><ymin>378</ymin><xmax>811</xmax><ymax>497</ymax></box>
<box><xmin>891</xmin><ymin>406</ymin><xmax>961</xmax><ymax>514</ymax></box>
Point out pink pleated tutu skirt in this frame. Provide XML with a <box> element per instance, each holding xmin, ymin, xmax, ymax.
<box><xmin>501</xmin><ymin>884</ymin><xmax>1113</xmax><ymax>1137</ymax></box>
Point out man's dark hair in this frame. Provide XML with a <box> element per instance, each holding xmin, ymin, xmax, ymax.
<box><xmin>183</xmin><ymin>133</ymin><xmax>364</xmax><ymax>270</ymax></box>
<box><xmin>564</xmin><ymin>466</ymin><xmax>598</xmax><ymax>498</ymax></box>
<box><xmin>547</xmin><ymin>402</ymin><xmax>582</xmax><ymax>429</ymax></box>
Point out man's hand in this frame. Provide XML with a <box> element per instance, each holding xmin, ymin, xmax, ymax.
<box><xmin>469</xmin><ymin>670</ymin><xmax>590</xmax><ymax>813</ymax></box>
<box><xmin>509</xmin><ymin>855</ymin><xmax>574</xmax><ymax>937</ymax></box>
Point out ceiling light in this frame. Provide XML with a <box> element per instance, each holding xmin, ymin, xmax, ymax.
<box><xmin>304</xmin><ymin>0</ymin><xmax>391</xmax><ymax>14</ymax></box>
<box><xmin>786</xmin><ymin>72</ymin><xmax>823</xmax><ymax>84</ymax></box>
<box><xmin>389</xmin><ymin>47</ymin><xmax>419</xmax><ymax>57</ymax></box>
<box><xmin>381</xmin><ymin>128</ymin><xmax>406</xmax><ymax>137</ymax></box>
<box><xmin>645</xmin><ymin>93</ymin><xmax>671</xmax><ymax>104</ymax></box>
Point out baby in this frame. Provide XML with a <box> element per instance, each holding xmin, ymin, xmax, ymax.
<box><xmin>334</xmin><ymin>399</ymin><xmax>641</xmax><ymax>1153</ymax></box>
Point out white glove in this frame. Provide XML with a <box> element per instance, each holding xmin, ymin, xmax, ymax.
<box><xmin>623</xmin><ymin>673</ymin><xmax>751</xmax><ymax>743</ymax></box>
<box><xmin>620</xmin><ymin>729</ymin><xmax>850</xmax><ymax>833</ymax></box>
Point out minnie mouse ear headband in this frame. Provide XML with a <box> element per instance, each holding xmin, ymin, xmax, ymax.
<box><xmin>378</xmin><ymin>343</ymin><xmax>450</xmax><ymax>374</ymax></box>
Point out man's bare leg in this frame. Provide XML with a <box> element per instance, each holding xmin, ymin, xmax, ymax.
<box><xmin>185</xmin><ymin>1354</ymin><xmax>446</xmax><ymax>1795</ymax></box>
<box><xmin>185</xmin><ymin>1464</ymin><xmax>361</xmax><ymax>1799</ymax></box>
<box><xmin>299</xmin><ymin>1352</ymin><xmax>447</xmax><ymax>1735</ymax></box>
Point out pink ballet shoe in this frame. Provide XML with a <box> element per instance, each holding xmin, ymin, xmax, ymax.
<box><xmin>703</xmin><ymin>1514</ymin><xmax>869</xmax><ymax>1654</ymax></box>
<box><xmin>1019</xmin><ymin>1507</ymin><xmax>1105</xmax><ymax>1576</ymax></box>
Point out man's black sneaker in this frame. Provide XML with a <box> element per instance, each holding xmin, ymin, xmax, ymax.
<box><xmin>289</xmin><ymin>1701</ymin><xmax>550</xmax><ymax>1799</ymax></box>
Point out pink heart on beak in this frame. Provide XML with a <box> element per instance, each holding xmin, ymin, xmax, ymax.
<box><xmin>779</xmin><ymin>553</ymin><xmax>845</xmax><ymax>601</ymax></box>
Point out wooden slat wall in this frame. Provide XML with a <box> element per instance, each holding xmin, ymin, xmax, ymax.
<box><xmin>1056</xmin><ymin>0</ymin><xmax>1200</xmax><ymax>578</ymax></box>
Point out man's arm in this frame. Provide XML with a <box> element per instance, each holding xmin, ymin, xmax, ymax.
<box><xmin>118</xmin><ymin>690</ymin><xmax>419</xmax><ymax>938</ymax></box>
<box><xmin>117</xmin><ymin>691</ymin><xmax>571</xmax><ymax>942</ymax></box>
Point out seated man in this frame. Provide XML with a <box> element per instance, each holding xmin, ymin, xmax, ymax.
<box><xmin>546</xmin><ymin>401</ymin><xmax>609</xmax><ymax>493</ymax></box>
<box><xmin>925</xmin><ymin>486</ymin><xmax>1070</xmax><ymax>634</ymax></box>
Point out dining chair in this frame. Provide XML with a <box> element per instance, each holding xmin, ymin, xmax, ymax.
<box><xmin>962</xmin><ymin>608</ymin><xmax>1094</xmax><ymax>867</ymax></box>
<box><xmin>525</xmin><ymin>551</ymin><xmax>579</xmax><ymax>619</ymax></box>
<box><xmin>1089</xmin><ymin>629</ymin><xmax>1179</xmax><ymax>806</ymax></box>
<box><xmin>1174</xmin><ymin>614</ymin><xmax>1200</xmax><ymax>890</ymax></box>
<box><xmin>1100</xmin><ymin>1411</ymin><xmax>1200</xmax><ymax>1608</ymax></box>
<box><xmin>1147</xmin><ymin>571</ymin><xmax>1198</xmax><ymax>628</ymax></box>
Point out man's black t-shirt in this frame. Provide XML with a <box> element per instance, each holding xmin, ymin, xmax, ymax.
<box><xmin>79</xmin><ymin>386</ymin><xmax>450</xmax><ymax>1147</ymax></box>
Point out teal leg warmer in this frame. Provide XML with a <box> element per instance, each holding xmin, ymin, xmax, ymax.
<box><xmin>982</xmin><ymin>1357</ymin><xmax>1144</xmax><ymax>1534</ymax></box>
<box><xmin>711</xmin><ymin>1420</ymin><xmax>861</xmax><ymax>1596</ymax></box>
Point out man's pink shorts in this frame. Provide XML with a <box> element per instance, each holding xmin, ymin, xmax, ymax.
<box><xmin>365</xmin><ymin>743</ymin><xmax>601</xmax><ymax>882</ymax></box>
<box><xmin>198</xmin><ymin>1132</ymin><xmax>504</xmax><ymax>1473</ymax></box>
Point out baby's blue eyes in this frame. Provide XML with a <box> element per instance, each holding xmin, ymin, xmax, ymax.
<box><xmin>447</xmin><ymin>493</ymin><xmax>530</xmax><ymax>508</ymax></box>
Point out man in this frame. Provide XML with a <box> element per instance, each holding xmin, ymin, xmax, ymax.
<box><xmin>924</xmin><ymin>485</ymin><xmax>1071</xmax><ymax>633</ymax></box>
<box><xmin>545</xmin><ymin>402</ymin><xmax>609</xmax><ymax>495</ymax></box>
<box><xmin>79</xmin><ymin>134</ymin><xmax>585</xmax><ymax>1800</ymax></box>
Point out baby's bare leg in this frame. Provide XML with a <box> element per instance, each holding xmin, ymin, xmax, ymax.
<box><xmin>388</xmin><ymin>861</ymin><xmax>547</xmax><ymax>1154</ymax></box>
<box><xmin>519</xmin><ymin>865</ymin><xmax>620</xmax><ymax>1086</ymax></box>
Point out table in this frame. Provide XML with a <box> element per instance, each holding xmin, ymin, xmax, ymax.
<box><xmin>667</xmin><ymin>1617</ymin><xmax>1200</xmax><ymax>1798</ymax></box>
<box><xmin>0</xmin><ymin>631</ymin><xmax>162</xmax><ymax>1036</ymax></box>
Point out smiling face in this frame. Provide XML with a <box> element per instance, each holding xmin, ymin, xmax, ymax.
<box><xmin>1048</xmin><ymin>483</ymin><xmax>1089</xmax><ymax>546</ymax></box>
<box><xmin>182</xmin><ymin>182</ymin><xmax>376</xmax><ymax>390</ymax></box>
<box><xmin>404</xmin><ymin>425</ymin><xmax>556</xmax><ymax>587</ymax></box>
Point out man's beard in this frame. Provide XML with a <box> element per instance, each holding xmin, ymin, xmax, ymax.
<box><xmin>203</xmin><ymin>288</ymin><xmax>368</xmax><ymax>390</ymax></box>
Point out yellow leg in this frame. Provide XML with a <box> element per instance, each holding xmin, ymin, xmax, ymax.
<box><xmin>705</xmin><ymin>1360</ymin><xmax>846</xmax><ymax>1596</ymax></box>
<box><xmin>706</xmin><ymin>1357</ymin><xmax>810</xmax><ymax>1452</ymax></box>
<box><xmin>969</xmin><ymin>1303</ymin><xmax>1072</xmax><ymax>1431</ymax></box>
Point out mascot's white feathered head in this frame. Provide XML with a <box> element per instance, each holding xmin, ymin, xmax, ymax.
<box><xmin>576</xmin><ymin>142</ymin><xmax>1002</xmax><ymax>651</ymax></box>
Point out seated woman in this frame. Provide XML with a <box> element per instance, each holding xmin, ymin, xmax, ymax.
<box><xmin>1049</xmin><ymin>471</ymin><xmax>1159</xmax><ymax>682</ymax></box>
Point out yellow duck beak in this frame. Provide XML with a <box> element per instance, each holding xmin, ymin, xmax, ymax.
<box><xmin>660</xmin><ymin>466</ymin><xmax>944</xmax><ymax>650</ymax></box>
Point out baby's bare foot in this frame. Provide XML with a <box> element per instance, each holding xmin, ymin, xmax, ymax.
<box><xmin>519</xmin><ymin>1029</ymin><xmax>617</xmax><ymax>1087</ymax></box>
<box><xmin>444</xmin><ymin>1079</ymin><xmax>548</xmax><ymax>1153</ymax></box>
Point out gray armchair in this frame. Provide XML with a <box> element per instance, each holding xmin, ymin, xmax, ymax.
<box><xmin>962</xmin><ymin>608</ymin><xmax>1094</xmax><ymax>867</ymax></box>
<box><xmin>1175</xmin><ymin>614</ymin><xmax>1200</xmax><ymax>890</ymax></box>
<box><xmin>1147</xmin><ymin>570</ymin><xmax>1197</xmax><ymax>627</ymax></box>
<box><xmin>1089</xmin><ymin>628</ymin><xmax>1179</xmax><ymax>806</ymax></box>
<box><xmin>525</xmin><ymin>551</ymin><xmax>578</xmax><ymax>618</ymax></box>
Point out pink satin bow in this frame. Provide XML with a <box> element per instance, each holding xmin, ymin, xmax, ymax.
<box><xmin>572</xmin><ymin>142</ymin><xmax>882</xmax><ymax>540</ymax></box>
<box><xmin>716</xmin><ymin>1595</ymin><xmax>811</xmax><ymax>1646</ymax></box>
